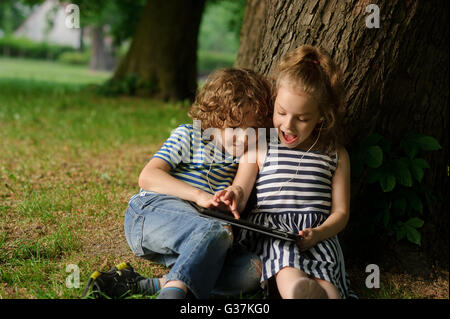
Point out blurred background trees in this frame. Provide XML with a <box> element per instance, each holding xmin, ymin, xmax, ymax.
<box><xmin>1</xmin><ymin>0</ymin><xmax>245</xmax><ymax>99</ymax></box>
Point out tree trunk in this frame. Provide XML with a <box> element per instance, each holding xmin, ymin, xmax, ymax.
<box><xmin>112</xmin><ymin>0</ymin><xmax>206</xmax><ymax>101</ymax></box>
<box><xmin>89</xmin><ymin>25</ymin><xmax>106</xmax><ymax>70</ymax></box>
<box><xmin>89</xmin><ymin>25</ymin><xmax>115</xmax><ymax>71</ymax></box>
<box><xmin>236</xmin><ymin>0</ymin><xmax>449</xmax><ymax>271</ymax></box>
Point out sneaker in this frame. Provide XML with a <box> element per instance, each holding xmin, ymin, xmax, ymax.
<box><xmin>82</xmin><ymin>262</ymin><xmax>145</xmax><ymax>299</ymax></box>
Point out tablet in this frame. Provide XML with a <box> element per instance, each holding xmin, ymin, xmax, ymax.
<box><xmin>197</xmin><ymin>208</ymin><xmax>300</xmax><ymax>242</ymax></box>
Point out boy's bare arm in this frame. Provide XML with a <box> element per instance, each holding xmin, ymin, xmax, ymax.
<box><xmin>138</xmin><ymin>157</ymin><xmax>213</xmax><ymax>207</ymax></box>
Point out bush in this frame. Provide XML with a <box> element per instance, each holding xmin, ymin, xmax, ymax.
<box><xmin>350</xmin><ymin>132</ymin><xmax>442</xmax><ymax>246</ymax></box>
<box><xmin>58</xmin><ymin>50</ymin><xmax>91</xmax><ymax>65</ymax></box>
<box><xmin>0</xmin><ymin>36</ymin><xmax>76</xmax><ymax>60</ymax></box>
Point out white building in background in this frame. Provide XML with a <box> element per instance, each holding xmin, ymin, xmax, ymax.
<box><xmin>14</xmin><ymin>0</ymin><xmax>82</xmax><ymax>49</ymax></box>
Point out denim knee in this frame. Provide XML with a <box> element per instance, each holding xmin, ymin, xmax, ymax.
<box><xmin>203</xmin><ymin>220</ymin><xmax>233</xmax><ymax>250</ymax></box>
<box><xmin>211</xmin><ymin>246</ymin><xmax>262</xmax><ymax>297</ymax></box>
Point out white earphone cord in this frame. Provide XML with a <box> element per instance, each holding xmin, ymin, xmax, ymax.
<box><xmin>256</xmin><ymin>121</ymin><xmax>324</xmax><ymax>210</ymax></box>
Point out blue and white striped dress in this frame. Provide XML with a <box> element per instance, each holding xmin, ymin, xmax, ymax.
<box><xmin>239</xmin><ymin>140</ymin><xmax>356</xmax><ymax>299</ymax></box>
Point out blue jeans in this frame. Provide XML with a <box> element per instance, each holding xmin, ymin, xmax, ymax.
<box><xmin>124</xmin><ymin>192</ymin><xmax>261</xmax><ymax>299</ymax></box>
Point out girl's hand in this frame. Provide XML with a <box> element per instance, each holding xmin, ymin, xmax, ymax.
<box><xmin>212</xmin><ymin>186</ymin><xmax>243</xmax><ymax>219</ymax></box>
<box><xmin>296</xmin><ymin>228</ymin><xmax>321</xmax><ymax>252</ymax></box>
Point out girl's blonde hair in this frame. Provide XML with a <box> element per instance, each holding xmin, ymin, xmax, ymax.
<box><xmin>188</xmin><ymin>68</ymin><xmax>274</xmax><ymax>130</ymax></box>
<box><xmin>275</xmin><ymin>45</ymin><xmax>345</xmax><ymax>154</ymax></box>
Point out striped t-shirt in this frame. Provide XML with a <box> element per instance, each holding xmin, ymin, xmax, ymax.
<box><xmin>150</xmin><ymin>124</ymin><xmax>238</xmax><ymax>194</ymax></box>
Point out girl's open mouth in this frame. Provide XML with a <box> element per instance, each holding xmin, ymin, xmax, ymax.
<box><xmin>281</xmin><ymin>131</ymin><xmax>298</xmax><ymax>144</ymax></box>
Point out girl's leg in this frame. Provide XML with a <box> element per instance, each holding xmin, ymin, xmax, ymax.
<box><xmin>275</xmin><ymin>267</ymin><xmax>327</xmax><ymax>299</ymax></box>
<box><xmin>313</xmin><ymin>278</ymin><xmax>341</xmax><ymax>299</ymax></box>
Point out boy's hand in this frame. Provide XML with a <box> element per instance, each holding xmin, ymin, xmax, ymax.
<box><xmin>195</xmin><ymin>192</ymin><xmax>216</xmax><ymax>209</ymax></box>
<box><xmin>295</xmin><ymin>228</ymin><xmax>320</xmax><ymax>252</ymax></box>
<box><xmin>195</xmin><ymin>190</ymin><xmax>232</xmax><ymax>208</ymax></box>
<box><xmin>212</xmin><ymin>186</ymin><xmax>243</xmax><ymax>219</ymax></box>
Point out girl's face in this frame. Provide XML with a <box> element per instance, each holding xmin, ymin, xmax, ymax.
<box><xmin>273</xmin><ymin>84</ymin><xmax>322</xmax><ymax>150</ymax></box>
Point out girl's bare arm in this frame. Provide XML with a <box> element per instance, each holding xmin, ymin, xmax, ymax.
<box><xmin>213</xmin><ymin>147</ymin><xmax>264</xmax><ymax>216</ymax></box>
<box><xmin>314</xmin><ymin>146</ymin><xmax>351</xmax><ymax>241</ymax></box>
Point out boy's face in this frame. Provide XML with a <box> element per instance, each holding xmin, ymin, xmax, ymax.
<box><xmin>219</xmin><ymin>109</ymin><xmax>259</xmax><ymax>157</ymax></box>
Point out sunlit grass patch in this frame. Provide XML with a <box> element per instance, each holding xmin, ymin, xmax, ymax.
<box><xmin>0</xmin><ymin>68</ymin><xmax>190</xmax><ymax>298</ymax></box>
<box><xmin>0</xmin><ymin>57</ymin><xmax>111</xmax><ymax>85</ymax></box>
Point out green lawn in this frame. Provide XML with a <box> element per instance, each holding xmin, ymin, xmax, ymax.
<box><xmin>0</xmin><ymin>57</ymin><xmax>447</xmax><ymax>299</ymax></box>
<box><xmin>0</xmin><ymin>58</ymin><xmax>190</xmax><ymax>298</ymax></box>
<box><xmin>0</xmin><ymin>57</ymin><xmax>111</xmax><ymax>85</ymax></box>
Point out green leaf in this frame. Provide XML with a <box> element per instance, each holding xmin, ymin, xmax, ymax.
<box><xmin>410</xmin><ymin>164</ymin><xmax>424</xmax><ymax>182</ymax></box>
<box><xmin>405</xmin><ymin>226</ymin><xmax>422</xmax><ymax>245</ymax></box>
<box><xmin>366</xmin><ymin>168</ymin><xmax>382</xmax><ymax>183</ymax></box>
<box><xmin>412</xmin><ymin>158</ymin><xmax>430</xmax><ymax>169</ymax></box>
<box><xmin>409</xmin><ymin>196</ymin><xmax>423</xmax><ymax>214</ymax></box>
<box><xmin>400</xmin><ymin>139</ymin><xmax>419</xmax><ymax>159</ymax></box>
<box><xmin>415</xmin><ymin>136</ymin><xmax>442</xmax><ymax>151</ymax></box>
<box><xmin>410</xmin><ymin>158</ymin><xmax>430</xmax><ymax>181</ymax></box>
<box><xmin>396</xmin><ymin>166</ymin><xmax>413</xmax><ymax>187</ymax></box>
<box><xmin>362</xmin><ymin>133</ymin><xmax>383</xmax><ymax>146</ymax></box>
<box><xmin>395</xmin><ymin>223</ymin><xmax>406</xmax><ymax>241</ymax></box>
<box><xmin>406</xmin><ymin>217</ymin><xmax>424</xmax><ymax>228</ymax></box>
<box><xmin>380</xmin><ymin>174</ymin><xmax>396</xmax><ymax>192</ymax></box>
<box><xmin>364</xmin><ymin>145</ymin><xmax>383</xmax><ymax>168</ymax></box>
<box><xmin>393</xmin><ymin>159</ymin><xmax>413</xmax><ymax>187</ymax></box>
<box><xmin>393</xmin><ymin>198</ymin><xmax>407</xmax><ymax>215</ymax></box>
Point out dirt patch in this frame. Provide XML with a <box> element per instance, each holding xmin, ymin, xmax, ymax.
<box><xmin>346</xmin><ymin>260</ymin><xmax>449</xmax><ymax>299</ymax></box>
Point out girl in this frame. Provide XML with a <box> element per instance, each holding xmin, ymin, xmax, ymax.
<box><xmin>213</xmin><ymin>45</ymin><xmax>356</xmax><ymax>299</ymax></box>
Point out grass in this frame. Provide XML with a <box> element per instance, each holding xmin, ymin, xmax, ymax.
<box><xmin>0</xmin><ymin>57</ymin><xmax>448</xmax><ymax>299</ymax></box>
<box><xmin>0</xmin><ymin>57</ymin><xmax>110</xmax><ymax>85</ymax></box>
<box><xmin>0</xmin><ymin>57</ymin><xmax>189</xmax><ymax>298</ymax></box>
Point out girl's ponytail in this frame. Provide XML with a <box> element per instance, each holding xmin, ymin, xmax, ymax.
<box><xmin>275</xmin><ymin>45</ymin><xmax>345</xmax><ymax>153</ymax></box>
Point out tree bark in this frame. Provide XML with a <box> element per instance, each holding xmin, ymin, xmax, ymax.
<box><xmin>89</xmin><ymin>25</ymin><xmax>110</xmax><ymax>71</ymax></box>
<box><xmin>112</xmin><ymin>0</ymin><xmax>206</xmax><ymax>101</ymax></box>
<box><xmin>236</xmin><ymin>0</ymin><xmax>449</xmax><ymax>269</ymax></box>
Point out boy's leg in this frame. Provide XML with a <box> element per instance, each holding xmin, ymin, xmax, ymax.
<box><xmin>125</xmin><ymin>192</ymin><xmax>233</xmax><ymax>299</ymax></box>
<box><xmin>211</xmin><ymin>245</ymin><xmax>262</xmax><ymax>298</ymax></box>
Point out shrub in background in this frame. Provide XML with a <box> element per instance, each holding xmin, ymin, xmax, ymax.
<box><xmin>350</xmin><ymin>132</ymin><xmax>442</xmax><ymax>246</ymax></box>
<box><xmin>0</xmin><ymin>36</ymin><xmax>76</xmax><ymax>60</ymax></box>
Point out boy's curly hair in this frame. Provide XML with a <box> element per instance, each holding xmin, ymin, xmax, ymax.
<box><xmin>188</xmin><ymin>68</ymin><xmax>274</xmax><ymax>130</ymax></box>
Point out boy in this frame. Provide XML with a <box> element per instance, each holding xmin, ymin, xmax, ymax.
<box><xmin>122</xmin><ymin>68</ymin><xmax>273</xmax><ymax>299</ymax></box>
